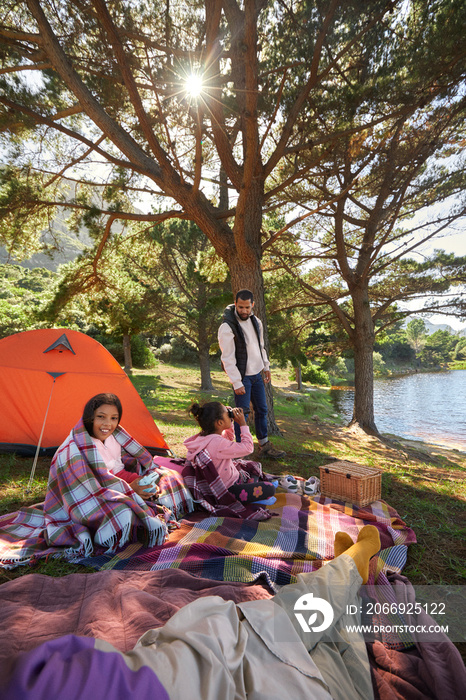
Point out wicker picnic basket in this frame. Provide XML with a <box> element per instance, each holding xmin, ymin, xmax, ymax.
<box><xmin>319</xmin><ymin>461</ymin><xmax>382</xmax><ymax>506</ymax></box>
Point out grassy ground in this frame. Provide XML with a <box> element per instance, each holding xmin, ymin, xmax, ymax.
<box><xmin>1</xmin><ymin>360</ymin><xmax>465</xmax><ymax>592</ymax></box>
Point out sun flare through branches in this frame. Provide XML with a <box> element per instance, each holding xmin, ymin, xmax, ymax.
<box><xmin>185</xmin><ymin>73</ymin><xmax>203</xmax><ymax>98</ymax></box>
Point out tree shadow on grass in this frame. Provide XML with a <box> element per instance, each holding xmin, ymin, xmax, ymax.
<box><xmin>383</xmin><ymin>475</ymin><xmax>466</xmax><ymax>585</ymax></box>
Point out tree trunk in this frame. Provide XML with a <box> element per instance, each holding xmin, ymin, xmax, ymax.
<box><xmin>196</xmin><ymin>278</ymin><xmax>214</xmax><ymax>390</ymax></box>
<box><xmin>198</xmin><ymin>344</ymin><xmax>213</xmax><ymax>390</ymax></box>
<box><xmin>198</xmin><ymin>313</ymin><xmax>213</xmax><ymax>391</ymax></box>
<box><xmin>219</xmin><ymin>165</ymin><xmax>229</xmax><ymax>211</ymax></box>
<box><xmin>295</xmin><ymin>362</ymin><xmax>303</xmax><ymax>390</ymax></box>
<box><xmin>123</xmin><ymin>333</ymin><xmax>132</xmax><ymax>373</ymax></box>
<box><xmin>348</xmin><ymin>287</ymin><xmax>379</xmax><ymax>435</ymax></box>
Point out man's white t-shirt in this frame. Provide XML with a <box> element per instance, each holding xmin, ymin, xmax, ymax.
<box><xmin>218</xmin><ymin>312</ymin><xmax>270</xmax><ymax>390</ymax></box>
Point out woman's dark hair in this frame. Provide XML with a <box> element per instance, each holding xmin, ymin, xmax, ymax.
<box><xmin>82</xmin><ymin>393</ymin><xmax>122</xmax><ymax>436</ymax></box>
<box><xmin>189</xmin><ymin>401</ymin><xmax>225</xmax><ymax>435</ymax></box>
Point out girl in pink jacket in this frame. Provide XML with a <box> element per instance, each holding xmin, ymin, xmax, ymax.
<box><xmin>184</xmin><ymin>402</ymin><xmax>276</xmax><ymax>504</ymax></box>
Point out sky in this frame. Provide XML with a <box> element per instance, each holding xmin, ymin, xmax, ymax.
<box><xmin>415</xmin><ymin>229</ymin><xmax>466</xmax><ymax>331</ymax></box>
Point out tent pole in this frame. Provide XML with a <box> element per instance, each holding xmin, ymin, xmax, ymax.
<box><xmin>26</xmin><ymin>378</ymin><xmax>57</xmax><ymax>493</ymax></box>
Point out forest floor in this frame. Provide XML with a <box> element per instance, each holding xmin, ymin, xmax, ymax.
<box><xmin>1</xmin><ymin>361</ymin><xmax>464</xmax><ymax>658</ymax></box>
<box><xmin>2</xmin><ymin>361</ymin><xmax>464</xmax><ymax>588</ymax></box>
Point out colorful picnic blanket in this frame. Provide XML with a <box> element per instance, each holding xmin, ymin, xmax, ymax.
<box><xmin>75</xmin><ymin>492</ymin><xmax>416</xmax><ymax>592</ymax></box>
<box><xmin>181</xmin><ymin>449</ymin><xmax>273</xmax><ymax>521</ymax></box>
<box><xmin>0</xmin><ymin>421</ymin><xmax>179</xmax><ymax>568</ymax></box>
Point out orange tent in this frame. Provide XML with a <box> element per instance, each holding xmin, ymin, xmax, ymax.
<box><xmin>0</xmin><ymin>329</ymin><xmax>170</xmax><ymax>456</ymax></box>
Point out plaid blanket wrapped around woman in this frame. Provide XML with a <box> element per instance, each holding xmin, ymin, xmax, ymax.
<box><xmin>181</xmin><ymin>450</ymin><xmax>273</xmax><ymax>521</ymax></box>
<box><xmin>0</xmin><ymin>421</ymin><xmax>192</xmax><ymax>568</ymax></box>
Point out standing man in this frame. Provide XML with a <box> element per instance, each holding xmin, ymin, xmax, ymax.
<box><xmin>218</xmin><ymin>289</ymin><xmax>286</xmax><ymax>459</ymax></box>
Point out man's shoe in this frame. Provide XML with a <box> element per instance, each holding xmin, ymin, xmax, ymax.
<box><xmin>259</xmin><ymin>441</ymin><xmax>286</xmax><ymax>459</ymax></box>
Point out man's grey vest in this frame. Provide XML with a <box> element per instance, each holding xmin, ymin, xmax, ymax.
<box><xmin>222</xmin><ymin>304</ymin><xmax>262</xmax><ymax>379</ymax></box>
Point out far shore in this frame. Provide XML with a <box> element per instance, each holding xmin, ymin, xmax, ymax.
<box><xmin>380</xmin><ymin>431</ymin><xmax>466</xmax><ymax>458</ymax></box>
<box><xmin>330</xmin><ymin>362</ymin><xmax>463</xmax><ymax>388</ymax></box>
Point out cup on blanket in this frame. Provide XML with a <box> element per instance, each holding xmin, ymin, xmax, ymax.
<box><xmin>138</xmin><ymin>471</ymin><xmax>160</xmax><ymax>493</ymax></box>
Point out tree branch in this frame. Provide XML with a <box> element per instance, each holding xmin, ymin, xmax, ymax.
<box><xmin>0</xmin><ymin>62</ymin><xmax>51</xmax><ymax>74</ymax></box>
<box><xmin>0</xmin><ymin>95</ymin><xmax>157</xmax><ymax>180</ymax></box>
<box><xmin>273</xmin><ymin>251</ymin><xmax>355</xmax><ymax>338</ymax></box>
<box><xmin>25</xmin><ymin>0</ymin><xmax>165</xmax><ymax>183</ymax></box>
<box><xmin>262</xmin><ymin>182</ymin><xmax>352</xmax><ymax>252</ymax></box>
<box><xmin>204</xmin><ymin>0</ymin><xmax>242</xmax><ymax>190</ymax></box>
<box><xmin>91</xmin><ymin>0</ymin><xmax>176</xmax><ymax>177</ymax></box>
<box><xmin>265</xmin><ymin>0</ymin><xmax>340</xmax><ymax>176</ymax></box>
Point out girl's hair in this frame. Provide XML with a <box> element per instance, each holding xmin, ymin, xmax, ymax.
<box><xmin>189</xmin><ymin>401</ymin><xmax>225</xmax><ymax>435</ymax></box>
<box><xmin>82</xmin><ymin>393</ymin><xmax>123</xmax><ymax>437</ymax></box>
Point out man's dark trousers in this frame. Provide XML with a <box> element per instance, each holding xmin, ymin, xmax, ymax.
<box><xmin>233</xmin><ymin>372</ymin><xmax>267</xmax><ymax>443</ymax></box>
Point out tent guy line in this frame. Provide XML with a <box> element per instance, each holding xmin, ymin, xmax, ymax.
<box><xmin>27</xmin><ymin>373</ymin><xmax>65</xmax><ymax>492</ymax></box>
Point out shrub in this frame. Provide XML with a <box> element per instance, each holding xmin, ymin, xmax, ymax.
<box><xmin>453</xmin><ymin>338</ymin><xmax>466</xmax><ymax>361</ymax></box>
<box><xmin>154</xmin><ymin>336</ymin><xmax>198</xmax><ymax>364</ymax></box>
<box><xmin>94</xmin><ymin>335</ymin><xmax>123</xmax><ymax>362</ymax></box>
<box><xmin>300</xmin><ymin>363</ymin><xmax>331</xmax><ymax>386</ymax></box>
<box><xmin>94</xmin><ymin>334</ymin><xmax>156</xmax><ymax>369</ymax></box>
<box><xmin>131</xmin><ymin>335</ymin><xmax>157</xmax><ymax>368</ymax></box>
<box><xmin>373</xmin><ymin>351</ymin><xmax>386</xmax><ymax>375</ymax></box>
<box><xmin>321</xmin><ymin>356</ymin><xmax>347</xmax><ymax>378</ymax></box>
<box><xmin>154</xmin><ymin>343</ymin><xmax>172</xmax><ymax>362</ymax></box>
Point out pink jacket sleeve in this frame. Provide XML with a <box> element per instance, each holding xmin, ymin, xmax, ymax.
<box><xmin>215</xmin><ymin>426</ymin><xmax>254</xmax><ymax>458</ymax></box>
<box><xmin>221</xmin><ymin>427</ymin><xmax>235</xmax><ymax>442</ymax></box>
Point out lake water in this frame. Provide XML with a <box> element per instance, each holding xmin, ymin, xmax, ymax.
<box><xmin>330</xmin><ymin>369</ymin><xmax>466</xmax><ymax>451</ymax></box>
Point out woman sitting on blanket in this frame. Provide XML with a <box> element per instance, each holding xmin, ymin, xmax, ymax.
<box><xmin>42</xmin><ymin>393</ymin><xmax>188</xmax><ymax>555</ymax></box>
<box><xmin>184</xmin><ymin>402</ymin><xmax>276</xmax><ymax>505</ymax></box>
<box><xmin>82</xmin><ymin>393</ymin><xmax>157</xmax><ymax>499</ymax></box>
<box><xmin>0</xmin><ymin>394</ymin><xmax>193</xmax><ymax>568</ymax></box>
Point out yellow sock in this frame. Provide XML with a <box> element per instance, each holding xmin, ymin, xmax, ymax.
<box><xmin>334</xmin><ymin>525</ymin><xmax>381</xmax><ymax>583</ymax></box>
<box><xmin>334</xmin><ymin>531</ymin><xmax>354</xmax><ymax>557</ymax></box>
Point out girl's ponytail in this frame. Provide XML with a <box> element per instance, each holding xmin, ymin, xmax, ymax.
<box><xmin>189</xmin><ymin>401</ymin><xmax>224</xmax><ymax>435</ymax></box>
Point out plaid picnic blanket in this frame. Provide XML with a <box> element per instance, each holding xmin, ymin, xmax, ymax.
<box><xmin>181</xmin><ymin>450</ymin><xmax>273</xmax><ymax>521</ymax></box>
<box><xmin>0</xmin><ymin>421</ymin><xmax>172</xmax><ymax>568</ymax></box>
<box><xmin>76</xmin><ymin>492</ymin><xmax>416</xmax><ymax>593</ymax></box>
<box><xmin>155</xmin><ymin>467</ymin><xmax>194</xmax><ymax>520</ymax></box>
